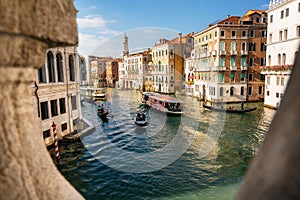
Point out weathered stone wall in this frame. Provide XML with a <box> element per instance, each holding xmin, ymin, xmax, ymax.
<box><xmin>0</xmin><ymin>0</ymin><xmax>83</xmax><ymax>199</ymax></box>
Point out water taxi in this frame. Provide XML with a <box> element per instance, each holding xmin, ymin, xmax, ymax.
<box><xmin>92</xmin><ymin>88</ymin><xmax>106</xmax><ymax>102</ymax></box>
<box><xmin>142</xmin><ymin>92</ymin><xmax>183</xmax><ymax>115</ymax></box>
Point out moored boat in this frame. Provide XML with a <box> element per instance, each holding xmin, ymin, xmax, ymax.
<box><xmin>203</xmin><ymin>104</ymin><xmax>257</xmax><ymax>113</ymax></box>
<box><xmin>92</xmin><ymin>88</ymin><xmax>106</xmax><ymax>102</ymax></box>
<box><xmin>142</xmin><ymin>92</ymin><xmax>183</xmax><ymax>115</ymax></box>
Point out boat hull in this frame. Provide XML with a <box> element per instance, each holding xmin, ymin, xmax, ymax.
<box><xmin>142</xmin><ymin>92</ymin><xmax>184</xmax><ymax>116</ymax></box>
<box><xmin>203</xmin><ymin>104</ymin><xmax>257</xmax><ymax>113</ymax></box>
<box><xmin>97</xmin><ymin>111</ymin><xmax>109</xmax><ymax>119</ymax></box>
<box><xmin>134</xmin><ymin>119</ymin><xmax>148</xmax><ymax>126</ymax></box>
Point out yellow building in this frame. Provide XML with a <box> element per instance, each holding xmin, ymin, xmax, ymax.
<box><xmin>152</xmin><ymin>33</ymin><xmax>194</xmax><ymax>94</ymax></box>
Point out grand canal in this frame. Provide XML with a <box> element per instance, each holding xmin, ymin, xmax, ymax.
<box><xmin>55</xmin><ymin>88</ymin><xmax>275</xmax><ymax>199</ymax></box>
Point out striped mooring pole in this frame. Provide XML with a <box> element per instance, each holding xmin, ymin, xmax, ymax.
<box><xmin>52</xmin><ymin>121</ymin><xmax>60</xmax><ymax>161</ymax></box>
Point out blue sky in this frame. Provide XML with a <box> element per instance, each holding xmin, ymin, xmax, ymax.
<box><xmin>74</xmin><ymin>0</ymin><xmax>269</xmax><ymax>57</ymax></box>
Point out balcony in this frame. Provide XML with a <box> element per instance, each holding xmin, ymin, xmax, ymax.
<box><xmin>241</xmin><ymin>50</ymin><xmax>248</xmax><ymax>55</ymax></box>
<box><xmin>230</xmin><ymin>50</ymin><xmax>237</xmax><ymax>55</ymax></box>
<box><xmin>241</xmin><ymin>65</ymin><xmax>247</xmax><ymax>70</ymax></box>
<box><xmin>218</xmin><ymin>66</ymin><xmax>226</xmax><ymax>71</ymax></box>
<box><xmin>260</xmin><ymin>65</ymin><xmax>293</xmax><ymax>72</ymax></box>
<box><xmin>219</xmin><ymin>50</ymin><xmax>226</xmax><ymax>56</ymax></box>
<box><xmin>186</xmin><ymin>81</ymin><xmax>194</xmax><ymax>85</ymax></box>
<box><xmin>230</xmin><ymin>66</ymin><xmax>237</xmax><ymax>71</ymax></box>
<box><xmin>200</xmin><ymin>52</ymin><xmax>208</xmax><ymax>58</ymax></box>
<box><xmin>212</xmin><ymin>50</ymin><xmax>217</xmax><ymax>56</ymax></box>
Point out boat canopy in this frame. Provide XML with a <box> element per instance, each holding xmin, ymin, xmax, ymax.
<box><xmin>144</xmin><ymin>92</ymin><xmax>182</xmax><ymax>103</ymax></box>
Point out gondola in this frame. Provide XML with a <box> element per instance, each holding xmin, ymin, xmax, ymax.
<box><xmin>203</xmin><ymin>104</ymin><xmax>257</xmax><ymax>113</ymax></box>
<box><xmin>97</xmin><ymin>110</ymin><xmax>109</xmax><ymax>119</ymax></box>
<box><xmin>134</xmin><ymin>111</ymin><xmax>148</xmax><ymax>126</ymax></box>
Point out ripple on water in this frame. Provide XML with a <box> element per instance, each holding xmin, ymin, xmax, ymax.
<box><xmin>57</xmin><ymin>90</ymin><xmax>275</xmax><ymax>199</ymax></box>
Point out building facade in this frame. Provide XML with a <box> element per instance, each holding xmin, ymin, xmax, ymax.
<box><xmin>261</xmin><ymin>0</ymin><xmax>300</xmax><ymax>109</ymax></box>
<box><xmin>191</xmin><ymin>10</ymin><xmax>267</xmax><ymax>103</ymax></box>
<box><xmin>33</xmin><ymin>46</ymin><xmax>82</xmax><ymax>146</ymax></box>
<box><xmin>88</xmin><ymin>56</ymin><xmax>112</xmax><ymax>87</ymax></box>
<box><xmin>106</xmin><ymin>59</ymin><xmax>121</xmax><ymax>88</ymax></box>
<box><xmin>119</xmin><ymin>50</ymin><xmax>152</xmax><ymax>90</ymax></box>
<box><xmin>152</xmin><ymin>33</ymin><xmax>194</xmax><ymax>94</ymax></box>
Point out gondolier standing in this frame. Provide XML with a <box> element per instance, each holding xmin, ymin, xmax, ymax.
<box><xmin>241</xmin><ymin>102</ymin><xmax>245</xmax><ymax>110</ymax></box>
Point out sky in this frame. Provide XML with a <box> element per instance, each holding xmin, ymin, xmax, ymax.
<box><xmin>74</xmin><ymin>0</ymin><xmax>270</xmax><ymax>57</ymax></box>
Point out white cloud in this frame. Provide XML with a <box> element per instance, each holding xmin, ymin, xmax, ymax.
<box><xmin>77</xmin><ymin>33</ymin><xmax>107</xmax><ymax>56</ymax></box>
<box><xmin>76</xmin><ymin>14</ymin><xmax>119</xmax><ymax>55</ymax></box>
<box><xmin>77</xmin><ymin>15</ymin><xmax>107</xmax><ymax>29</ymax></box>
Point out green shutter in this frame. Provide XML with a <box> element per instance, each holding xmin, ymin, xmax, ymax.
<box><xmin>220</xmin><ymin>73</ymin><xmax>224</xmax><ymax>81</ymax></box>
<box><xmin>241</xmin><ymin>57</ymin><xmax>246</xmax><ymax>66</ymax></box>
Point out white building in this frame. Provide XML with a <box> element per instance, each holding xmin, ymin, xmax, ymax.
<box><xmin>33</xmin><ymin>46</ymin><xmax>82</xmax><ymax>146</ymax></box>
<box><xmin>120</xmin><ymin>50</ymin><xmax>152</xmax><ymax>90</ymax></box>
<box><xmin>262</xmin><ymin>0</ymin><xmax>300</xmax><ymax>109</ymax></box>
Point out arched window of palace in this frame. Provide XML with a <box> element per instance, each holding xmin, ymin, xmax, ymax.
<box><xmin>69</xmin><ymin>55</ymin><xmax>75</xmax><ymax>81</ymax></box>
<box><xmin>47</xmin><ymin>51</ymin><xmax>55</xmax><ymax>83</ymax></box>
<box><xmin>56</xmin><ymin>53</ymin><xmax>64</xmax><ymax>82</ymax></box>
<box><xmin>230</xmin><ymin>87</ymin><xmax>234</xmax><ymax>96</ymax></box>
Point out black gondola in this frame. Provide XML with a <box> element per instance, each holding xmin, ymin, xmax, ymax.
<box><xmin>134</xmin><ymin>111</ymin><xmax>148</xmax><ymax>126</ymax></box>
<box><xmin>203</xmin><ymin>104</ymin><xmax>257</xmax><ymax>113</ymax></box>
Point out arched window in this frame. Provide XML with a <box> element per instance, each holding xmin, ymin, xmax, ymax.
<box><xmin>241</xmin><ymin>87</ymin><xmax>245</xmax><ymax>96</ymax></box>
<box><xmin>241</xmin><ymin>42</ymin><xmax>246</xmax><ymax>51</ymax></box>
<box><xmin>69</xmin><ymin>55</ymin><xmax>75</xmax><ymax>81</ymax></box>
<box><xmin>38</xmin><ymin>64</ymin><xmax>46</xmax><ymax>83</ymax></box>
<box><xmin>220</xmin><ymin>87</ymin><xmax>224</xmax><ymax>96</ymax></box>
<box><xmin>268</xmin><ymin>55</ymin><xmax>271</xmax><ymax>66</ymax></box>
<box><xmin>220</xmin><ymin>41</ymin><xmax>225</xmax><ymax>51</ymax></box>
<box><xmin>158</xmin><ymin>61</ymin><xmax>161</xmax><ymax>72</ymax></box>
<box><xmin>282</xmin><ymin>53</ymin><xmax>286</xmax><ymax>65</ymax></box>
<box><xmin>47</xmin><ymin>51</ymin><xmax>55</xmax><ymax>83</ymax></box>
<box><xmin>56</xmin><ymin>53</ymin><xmax>64</xmax><ymax>82</ymax></box>
<box><xmin>278</xmin><ymin>54</ymin><xmax>281</xmax><ymax>66</ymax></box>
<box><xmin>230</xmin><ymin>87</ymin><xmax>234</xmax><ymax>96</ymax></box>
<box><xmin>231</xmin><ymin>42</ymin><xmax>236</xmax><ymax>51</ymax></box>
<box><xmin>249</xmin><ymin>42</ymin><xmax>256</xmax><ymax>51</ymax></box>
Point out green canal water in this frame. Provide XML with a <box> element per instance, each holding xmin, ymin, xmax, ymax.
<box><xmin>55</xmin><ymin>89</ymin><xmax>275</xmax><ymax>199</ymax></box>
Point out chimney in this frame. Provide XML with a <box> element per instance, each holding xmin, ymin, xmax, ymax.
<box><xmin>178</xmin><ymin>32</ymin><xmax>182</xmax><ymax>43</ymax></box>
<box><xmin>227</xmin><ymin>14</ymin><xmax>230</xmax><ymax>18</ymax></box>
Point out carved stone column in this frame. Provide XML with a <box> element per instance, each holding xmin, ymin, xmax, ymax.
<box><xmin>0</xmin><ymin>0</ymin><xmax>83</xmax><ymax>199</ymax></box>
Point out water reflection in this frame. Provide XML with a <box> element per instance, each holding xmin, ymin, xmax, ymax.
<box><xmin>56</xmin><ymin>89</ymin><xmax>276</xmax><ymax>199</ymax></box>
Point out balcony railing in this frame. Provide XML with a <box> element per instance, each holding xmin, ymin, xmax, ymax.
<box><xmin>241</xmin><ymin>50</ymin><xmax>248</xmax><ymax>55</ymax></box>
<box><xmin>218</xmin><ymin>66</ymin><xmax>226</xmax><ymax>71</ymax></box>
<box><xmin>186</xmin><ymin>81</ymin><xmax>194</xmax><ymax>85</ymax></box>
<box><xmin>212</xmin><ymin>50</ymin><xmax>217</xmax><ymax>56</ymax></box>
<box><xmin>260</xmin><ymin>65</ymin><xmax>293</xmax><ymax>72</ymax></box>
<box><xmin>241</xmin><ymin>65</ymin><xmax>247</xmax><ymax>70</ymax></box>
<box><xmin>211</xmin><ymin>66</ymin><xmax>226</xmax><ymax>71</ymax></box>
<box><xmin>219</xmin><ymin>50</ymin><xmax>226</xmax><ymax>56</ymax></box>
<box><xmin>230</xmin><ymin>50</ymin><xmax>237</xmax><ymax>55</ymax></box>
<box><xmin>200</xmin><ymin>52</ymin><xmax>208</xmax><ymax>58</ymax></box>
<box><xmin>230</xmin><ymin>66</ymin><xmax>237</xmax><ymax>70</ymax></box>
